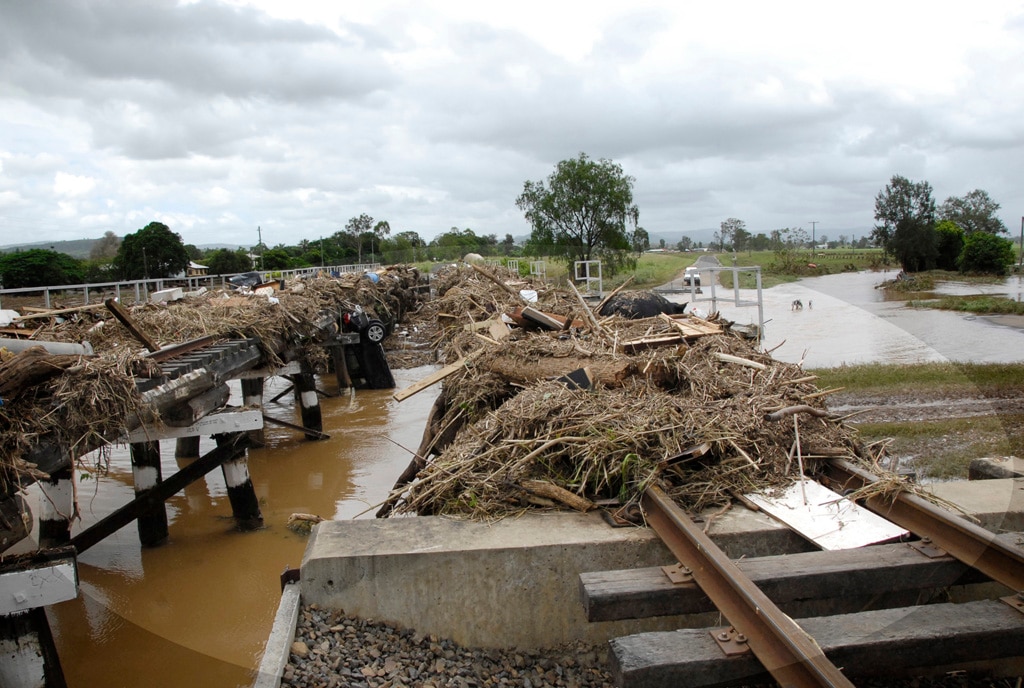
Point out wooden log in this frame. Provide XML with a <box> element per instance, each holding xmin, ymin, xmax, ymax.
<box><xmin>105</xmin><ymin>298</ymin><xmax>160</xmax><ymax>352</ymax></box>
<box><xmin>580</xmin><ymin>541</ymin><xmax>986</xmax><ymax>623</ymax></box>
<box><xmin>519</xmin><ymin>480</ymin><xmax>594</xmax><ymax>512</ymax></box>
<box><xmin>610</xmin><ymin>599</ymin><xmax>1024</xmax><ymax>688</ymax></box>
<box><xmin>567</xmin><ymin>280</ymin><xmax>612</xmax><ymax>344</ymax></box>
<box><xmin>470</xmin><ymin>263</ymin><xmax>520</xmax><ymax>299</ymax></box>
<box><xmin>483</xmin><ymin>354</ymin><xmax>633</xmax><ymax>387</ymax></box>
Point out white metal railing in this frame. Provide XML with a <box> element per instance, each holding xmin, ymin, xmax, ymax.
<box><xmin>0</xmin><ymin>263</ymin><xmax>381</xmax><ymax>309</ymax></box>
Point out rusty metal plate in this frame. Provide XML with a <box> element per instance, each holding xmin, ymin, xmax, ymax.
<box><xmin>908</xmin><ymin>538</ymin><xmax>948</xmax><ymax>559</ymax></box>
<box><xmin>710</xmin><ymin>626</ymin><xmax>752</xmax><ymax>656</ymax></box>
<box><xmin>661</xmin><ymin>563</ymin><xmax>694</xmax><ymax>584</ymax></box>
<box><xmin>1000</xmin><ymin>594</ymin><xmax>1024</xmax><ymax>615</ymax></box>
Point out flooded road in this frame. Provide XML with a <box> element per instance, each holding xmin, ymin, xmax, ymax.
<box><xmin>25</xmin><ymin>270</ymin><xmax>1024</xmax><ymax>687</ymax></box>
<box><xmin>39</xmin><ymin>367</ymin><xmax>441</xmax><ymax>688</ymax></box>
<box><xmin>681</xmin><ymin>271</ymin><xmax>1024</xmax><ymax>368</ymax></box>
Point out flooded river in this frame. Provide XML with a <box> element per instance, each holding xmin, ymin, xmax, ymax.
<box><xmin>25</xmin><ymin>270</ymin><xmax>1024</xmax><ymax>687</ymax></box>
<box><xmin>37</xmin><ymin>367</ymin><xmax>441</xmax><ymax>688</ymax></box>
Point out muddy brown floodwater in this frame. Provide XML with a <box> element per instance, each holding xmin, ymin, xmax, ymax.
<box><xmin>30</xmin><ymin>366</ymin><xmax>441</xmax><ymax>688</ymax></box>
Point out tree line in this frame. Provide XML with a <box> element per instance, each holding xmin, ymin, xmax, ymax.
<box><xmin>871</xmin><ymin>176</ymin><xmax>1015</xmax><ymax>274</ymax></box>
<box><xmin>0</xmin><ymin>221</ymin><xmax>520</xmax><ymax>289</ymax></box>
<box><xmin>2</xmin><ymin>157</ymin><xmax>1016</xmax><ymax>290</ymax></box>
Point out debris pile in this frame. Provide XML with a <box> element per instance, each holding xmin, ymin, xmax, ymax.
<box><xmin>381</xmin><ymin>266</ymin><xmax>868</xmax><ymax>520</ymax></box>
<box><xmin>0</xmin><ymin>266</ymin><xmax>426</xmax><ymax>494</ymax></box>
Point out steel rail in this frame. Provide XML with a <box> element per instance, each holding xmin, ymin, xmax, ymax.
<box><xmin>641</xmin><ymin>485</ymin><xmax>855</xmax><ymax>688</ymax></box>
<box><xmin>825</xmin><ymin>458</ymin><xmax>1024</xmax><ymax>592</ymax></box>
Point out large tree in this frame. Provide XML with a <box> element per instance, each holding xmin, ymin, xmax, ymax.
<box><xmin>89</xmin><ymin>230</ymin><xmax>121</xmax><ymax>261</ymax></box>
<box><xmin>345</xmin><ymin>213</ymin><xmax>375</xmax><ymax>263</ymax></box>
<box><xmin>716</xmin><ymin>218</ymin><xmax>745</xmax><ymax>251</ymax></box>
<box><xmin>0</xmin><ymin>249</ymin><xmax>84</xmax><ymax>288</ymax></box>
<box><xmin>938</xmin><ymin>189</ymin><xmax>1008</xmax><ymax>235</ymax></box>
<box><xmin>517</xmin><ymin>153</ymin><xmax>639</xmax><ymax>274</ymax></box>
<box><xmin>631</xmin><ymin>227</ymin><xmax>650</xmax><ymax>256</ymax></box>
<box><xmin>205</xmin><ymin>248</ymin><xmax>253</xmax><ymax>275</ymax></box>
<box><xmin>114</xmin><ymin>221</ymin><xmax>190</xmax><ymax>279</ymax></box>
<box><xmin>872</xmin><ymin>175</ymin><xmax>937</xmax><ymax>272</ymax></box>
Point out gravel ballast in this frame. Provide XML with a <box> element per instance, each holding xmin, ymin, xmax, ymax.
<box><xmin>281</xmin><ymin>605</ymin><xmax>614</xmax><ymax>688</ymax></box>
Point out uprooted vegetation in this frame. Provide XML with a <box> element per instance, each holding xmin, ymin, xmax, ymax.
<box><xmin>380</xmin><ymin>264</ymin><xmax>908</xmax><ymax>520</ymax></box>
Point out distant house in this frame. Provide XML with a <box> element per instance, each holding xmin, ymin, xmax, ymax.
<box><xmin>186</xmin><ymin>261</ymin><xmax>209</xmax><ymax>277</ymax></box>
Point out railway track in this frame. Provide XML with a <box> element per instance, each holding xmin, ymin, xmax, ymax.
<box><xmin>580</xmin><ymin>461</ymin><xmax>1024</xmax><ymax>687</ymax></box>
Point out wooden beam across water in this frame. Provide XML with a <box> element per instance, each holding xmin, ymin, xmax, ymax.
<box><xmin>69</xmin><ymin>434</ymin><xmax>251</xmax><ymax>554</ymax></box>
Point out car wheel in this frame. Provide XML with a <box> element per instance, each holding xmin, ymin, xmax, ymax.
<box><xmin>364</xmin><ymin>320</ymin><xmax>386</xmax><ymax>343</ymax></box>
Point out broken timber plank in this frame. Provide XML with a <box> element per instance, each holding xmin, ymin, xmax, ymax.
<box><xmin>12</xmin><ymin>303</ymin><xmax>107</xmax><ymax>321</ymax></box>
<box><xmin>580</xmin><ymin>541</ymin><xmax>986</xmax><ymax>623</ymax></box>
<box><xmin>745</xmin><ymin>478</ymin><xmax>908</xmax><ymax>550</ymax></box>
<box><xmin>521</xmin><ymin>306</ymin><xmax>563</xmax><ymax>330</ymax></box>
<box><xmin>659</xmin><ymin>313</ymin><xmax>724</xmax><ymax>339</ymax></box>
<box><xmin>393</xmin><ymin>351</ymin><xmax>482</xmax><ymax>402</ymax></box>
<box><xmin>462</xmin><ymin>318</ymin><xmax>510</xmax><ymax>341</ymax></box>
<box><xmin>0</xmin><ymin>327</ymin><xmax>40</xmax><ymax>338</ymax></box>
<box><xmin>713</xmin><ymin>351</ymin><xmax>766</xmax><ymax>370</ymax></box>
<box><xmin>621</xmin><ymin>334</ymin><xmax>683</xmax><ymax>352</ymax></box>
<box><xmin>105</xmin><ymin>298</ymin><xmax>160</xmax><ymax>352</ymax></box>
<box><xmin>610</xmin><ymin>599</ymin><xmax>1024</xmax><ymax>688</ymax></box>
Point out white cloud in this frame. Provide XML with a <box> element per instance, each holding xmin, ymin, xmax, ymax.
<box><xmin>53</xmin><ymin>172</ymin><xmax>97</xmax><ymax>197</ymax></box>
<box><xmin>1</xmin><ymin>0</ymin><xmax>1023</xmax><ymax>248</ymax></box>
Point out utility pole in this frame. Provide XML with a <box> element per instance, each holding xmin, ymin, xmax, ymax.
<box><xmin>320</xmin><ymin>236</ymin><xmax>325</xmax><ymax>267</ymax></box>
<box><xmin>809</xmin><ymin>221</ymin><xmax>818</xmax><ymax>258</ymax></box>
<box><xmin>257</xmin><ymin>225</ymin><xmax>264</xmax><ymax>271</ymax></box>
<box><xmin>1019</xmin><ymin>216</ymin><xmax>1023</xmax><ymax>268</ymax></box>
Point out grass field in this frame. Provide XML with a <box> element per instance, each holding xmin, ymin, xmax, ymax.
<box><xmin>460</xmin><ymin>248</ymin><xmax>891</xmax><ymax>290</ymax></box>
<box><xmin>813</xmin><ymin>362</ymin><xmax>1024</xmax><ymax>480</ymax></box>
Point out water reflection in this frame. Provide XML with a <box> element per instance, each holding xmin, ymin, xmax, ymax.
<box><xmin>45</xmin><ymin>367</ymin><xmax>440</xmax><ymax>688</ymax></box>
<box><xmin>673</xmin><ymin>271</ymin><xmax>1024</xmax><ymax>368</ymax></box>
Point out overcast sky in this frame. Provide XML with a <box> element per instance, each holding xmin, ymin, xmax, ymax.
<box><xmin>2</xmin><ymin>1</ymin><xmax>1023</xmax><ymax>250</ymax></box>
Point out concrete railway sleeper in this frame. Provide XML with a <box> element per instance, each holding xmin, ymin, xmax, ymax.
<box><xmin>588</xmin><ymin>483</ymin><xmax>1024</xmax><ymax>687</ymax></box>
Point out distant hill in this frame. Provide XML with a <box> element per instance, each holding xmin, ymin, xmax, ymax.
<box><xmin>0</xmin><ymin>239</ymin><xmax>247</xmax><ymax>260</ymax></box>
<box><xmin>0</xmin><ymin>238</ymin><xmax>99</xmax><ymax>259</ymax></box>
